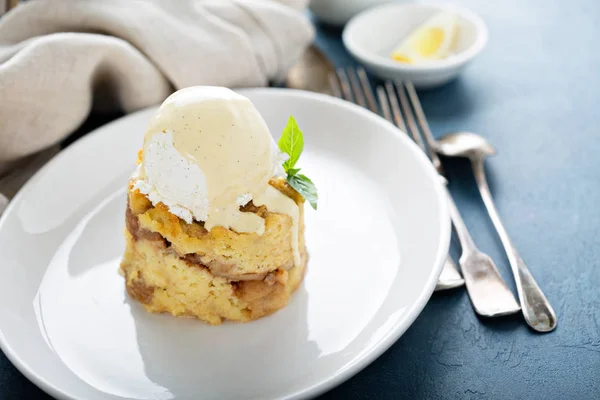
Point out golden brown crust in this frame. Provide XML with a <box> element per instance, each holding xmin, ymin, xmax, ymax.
<box><xmin>268</xmin><ymin>177</ymin><xmax>305</xmax><ymax>204</ymax></box>
<box><xmin>125</xmin><ymin>270</ymin><xmax>155</xmax><ymax>305</ymax></box>
<box><xmin>125</xmin><ymin>205</ymin><xmax>164</xmax><ymax>243</ymax></box>
<box><xmin>127</xmin><ymin>177</ymin><xmax>305</xmax><ymax>278</ymax></box>
<box><xmin>120</xmin><ymin>231</ymin><xmax>307</xmax><ymax>324</ymax></box>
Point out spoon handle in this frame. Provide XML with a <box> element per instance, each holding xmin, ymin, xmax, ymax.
<box><xmin>472</xmin><ymin>157</ymin><xmax>557</xmax><ymax>332</ymax></box>
<box><xmin>444</xmin><ymin>188</ymin><xmax>476</xmax><ymax>253</ymax></box>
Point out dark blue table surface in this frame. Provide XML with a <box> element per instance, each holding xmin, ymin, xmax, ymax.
<box><xmin>2</xmin><ymin>0</ymin><xmax>599</xmax><ymax>398</ymax></box>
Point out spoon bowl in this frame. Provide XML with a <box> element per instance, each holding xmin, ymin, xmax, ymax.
<box><xmin>436</xmin><ymin>131</ymin><xmax>496</xmax><ymax>159</ymax></box>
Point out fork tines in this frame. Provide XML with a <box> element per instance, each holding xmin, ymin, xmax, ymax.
<box><xmin>331</xmin><ymin>67</ymin><xmax>378</xmax><ymax>113</ymax></box>
<box><xmin>330</xmin><ymin>68</ymin><xmax>441</xmax><ymax>169</ymax></box>
<box><xmin>330</xmin><ymin>66</ymin><xmax>464</xmax><ymax>290</ymax></box>
<box><xmin>330</xmin><ymin>68</ymin><xmax>425</xmax><ymax>151</ymax></box>
<box><xmin>330</xmin><ymin>66</ymin><xmax>465</xmax><ymax>290</ymax></box>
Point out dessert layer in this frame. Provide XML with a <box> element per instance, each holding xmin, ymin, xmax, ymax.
<box><xmin>127</xmin><ymin>177</ymin><xmax>306</xmax><ymax>278</ymax></box>
<box><xmin>120</xmin><ymin>231</ymin><xmax>307</xmax><ymax>325</ymax></box>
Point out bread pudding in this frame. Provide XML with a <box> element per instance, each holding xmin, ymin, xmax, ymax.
<box><xmin>121</xmin><ymin>178</ymin><xmax>307</xmax><ymax>325</ymax></box>
<box><xmin>119</xmin><ymin>86</ymin><xmax>316</xmax><ymax>325</ymax></box>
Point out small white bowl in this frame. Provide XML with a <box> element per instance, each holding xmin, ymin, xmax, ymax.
<box><xmin>343</xmin><ymin>3</ymin><xmax>488</xmax><ymax>88</ymax></box>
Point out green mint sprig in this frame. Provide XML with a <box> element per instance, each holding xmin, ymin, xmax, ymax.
<box><xmin>278</xmin><ymin>116</ymin><xmax>318</xmax><ymax>210</ymax></box>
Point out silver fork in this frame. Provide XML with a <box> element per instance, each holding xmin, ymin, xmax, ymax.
<box><xmin>330</xmin><ymin>67</ymin><xmax>464</xmax><ymax>292</ymax></box>
<box><xmin>332</xmin><ymin>67</ymin><xmax>521</xmax><ymax>316</ymax></box>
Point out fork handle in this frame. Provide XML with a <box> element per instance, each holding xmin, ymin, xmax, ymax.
<box><xmin>444</xmin><ymin>185</ymin><xmax>477</xmax><ymax>254</ymax></box>
<box><xmin>472</xmin><ymin>157</ymin><xmax>557</xmax><ymax>332</ymax></box>
<box><xmin>436</xmin><ymin>257</ymin><xmax>464</xmax><ymax>291</ymax></box>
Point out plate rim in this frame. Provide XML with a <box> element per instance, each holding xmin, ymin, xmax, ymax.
<box><xmin>0</xmin><ymin>87</ymin><xmax>451</xmax><ymax>400</ymax></box>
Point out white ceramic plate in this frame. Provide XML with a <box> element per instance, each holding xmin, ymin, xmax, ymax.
<box><xmin>0</xmin><ymin>89</ymin><xmax>449</xmax><ymax>400</ymax></box>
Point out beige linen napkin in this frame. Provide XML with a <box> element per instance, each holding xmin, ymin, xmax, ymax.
<box><xmin>0</xmin><ymin>0</ymin><xmax>314</xmax><ymax>213</ymax></box>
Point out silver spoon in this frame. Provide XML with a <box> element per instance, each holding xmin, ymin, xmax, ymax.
<box><xmin>436</xmin><ymin>132</ymin><xmax>557</xmax><ymax>332</ymax></box>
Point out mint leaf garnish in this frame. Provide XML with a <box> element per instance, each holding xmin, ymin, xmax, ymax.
<box><xmin>278</xmin><ymin>116</ymin><xmax>318</xmax><ymax>210</ymax></box>
<box><xmin>287</xmin><ymin>174</ymin><xmax>318</xmax><ymax>210</ymax></box>
<box><xmin>278</xmin><ymin>116</ymin><xmax>304</xmax><ymax>172</ymax></box>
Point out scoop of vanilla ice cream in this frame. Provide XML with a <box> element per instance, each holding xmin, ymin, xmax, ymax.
<box><xmin>133</xmin><ymin>131</ymin><xmax>210</xmax><ymax>223</ymax></box>
<box><xmin>134</xmin><ymin>86</ymin><xmax>284</xmax><ymax>226</ymax></box>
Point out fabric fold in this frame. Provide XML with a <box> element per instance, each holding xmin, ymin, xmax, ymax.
<box><xmin>0</xmin><ymin>0</ymin><xmax>314</xmax><ymax>176</ymax></box>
